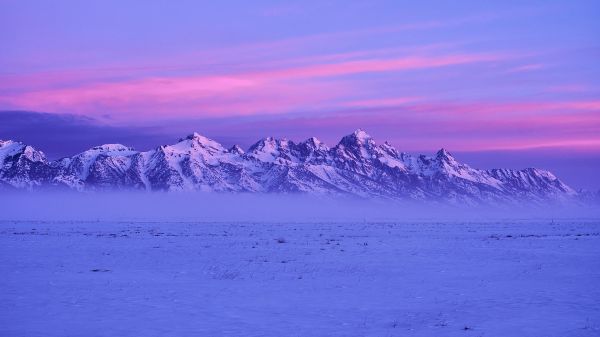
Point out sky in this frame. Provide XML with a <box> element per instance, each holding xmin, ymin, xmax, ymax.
<box><xmin>1</xmin><ymin>0</ymin><xmax>599</xmax><ymax>189</ymax></box>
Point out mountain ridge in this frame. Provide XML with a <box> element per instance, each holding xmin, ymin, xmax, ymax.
<box><xmin>0</xmin><ymin>130</ymin><xmax>579</xmax><ymax>203</ymax></box>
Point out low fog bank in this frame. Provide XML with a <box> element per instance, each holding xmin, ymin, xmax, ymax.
<box><xmin>0</xmin><ymin>191</ymin><xmax>598</xmax><ymax>223</ymax></box>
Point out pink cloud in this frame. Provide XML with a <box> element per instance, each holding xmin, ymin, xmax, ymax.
<box><xmin>0</xmin><ymin>42</ymin><xmax>462</xmax><ymax>94</ymax></box>
<box><xmin>341</xmin><ymin>97</ymin><xmax>421</xmax><ymax>108</ymax></box>
<box><xmin>256</xmin><ymin>53</ymin><xmax>503</xmax><ymax>80</ymax></box>
<box><xmin>0</xmin><ymin>53</ymin><xmax>505</xmax><ymax>120</ymax></box>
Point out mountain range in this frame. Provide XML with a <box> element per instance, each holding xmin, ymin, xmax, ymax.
<box><xmin>0</xmin><ymin>129</ymin><xmax>579</xmax><ymax>203</ymax></box>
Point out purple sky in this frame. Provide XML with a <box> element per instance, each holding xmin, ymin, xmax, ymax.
<box><xmin>1</xmin><ymin>1</ymin><xmax>599</xmax><ymax>189</ymax></box>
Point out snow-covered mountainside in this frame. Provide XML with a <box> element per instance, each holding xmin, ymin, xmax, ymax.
<box><xmin>0</xmin><ymin>130</ymin><xmax>577</xmax><ymax>202</ymax></box>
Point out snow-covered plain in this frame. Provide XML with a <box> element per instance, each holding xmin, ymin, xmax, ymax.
<box><xmin>1</xmin><ymin>215</ymin><xmax>599</xmax><ymax>336</ymax></box>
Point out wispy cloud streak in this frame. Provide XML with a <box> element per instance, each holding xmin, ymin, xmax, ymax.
<box><xmin>0</xmin><ymin>52</ymin><xmax>506</xmax><ymax>119</ymax></box>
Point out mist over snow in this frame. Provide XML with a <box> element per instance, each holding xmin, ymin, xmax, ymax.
<box><xmin>1</xmin><ymin>191</ymin><xmax>598</xmax><ymax>223</ymax></box>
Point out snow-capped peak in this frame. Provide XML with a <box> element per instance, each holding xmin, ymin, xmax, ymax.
<box><xmin>353</xmin><ymin>129</ymin><xmax>371</xmax><ymax>141</ymax></box>
<box><xmin>180</xmin><ymin>132</ymin><xmax>222</xmax><ymax>147</ymax></box>
<box><xmin>434</xmin><ymin>148</ymin><xmax>460</xmax><ymax>169</ymax></box>
<box><xmin>523</xmin><ymin>167</ymin><xmax>556</xmax><ymax>180</ymax></box>
<box><xmin>0</xmin><ymin>140</ymin><xmax>47</xmax><ymax>163</ymax></box>
<box><xmin>380</xmin><ymin>141</ymin><xmax>398</xmax><ymax>155</ymax></box>
<box><xmin>229</xmin><ymin>145</ymin><xmax>245</xmax><ymax>155</ymax></box>
<box><xmin>0</xmin><ymin>140</ymin><xmax>21</xmax><ymax>152</ymax></box>
<box><xmin>338</xmin><ymin>129</ymin><xmax>376</xmax><ymax>149</ymax></box>
<box><xmin>307</xmin><ymin>137</ymin><xmax>322</xmax><ymax>145</ymax></box>
<box><xmin>248</xmin><ymin>137</ymin><xmax>295</xmax><ymax>162</ymax></box>
<box><xmin>21</xmin><ymin>145</ymin><xmax>47</xmax><ymax>162</ymax></box>
<box><xmin>248</xmin><ymin>137</ymin><xmax>277</xmax><ymax>152</ymax></box>
<box><xmin>428</xmin><ymin>148</ymin><xmax>465</xmax><ymax>171</ymax></box>
<box><xmin>0</xmin><ymin>139</ymin><xmax>15</xmax><ymax>147</ymax></box>
<box><xmin>0</xmin><ymin>131</ymin><xmax>580</xmax><ymax>202</ymax></box>
<box><xmin>90</xmin><ymin>144</ymin><xmax>134</xmax><ymax>152</ymax></box>
<box><xmin>172</xmin><ymin>132</ymin><xmax>225</xmax><ymax>155</ymax></box>
<box><xmin>336</xmin><ymin>130</ymin><xmax>378</xmax><ymax>163</ymax></box>
<box><xmin>0</xmin><ymin>140</ymin><xmax>25</xmax><ymax>162</ymax></box>
<box><xmin>436</xmin><ymin>148</ymin><xmax>454</xmax><ymax>160</ymax></box>
<box><xmin>301</xmin><ymin>137</ymin><xmax>329</xmax><ymax>151</ymax></box>
<box><xmin>184</xmin><ymin>132</ymin><xmax>209</xmax><ymax>142</ymax></box>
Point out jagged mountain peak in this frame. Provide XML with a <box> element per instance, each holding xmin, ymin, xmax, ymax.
<box><xmin>522</xmin><ymin>167</ymin><xmax>556</xmax><ymax>179</ymax></box>
<box><xmin>0</xmin><ymin>139</ymin><xmax>17</xmax><ymax>147</ymax></box>
<box><xmin>305</xmin><ymin>136</ymin><xmax>322</xmax><ymax>145</ymax></box>
<box><xmin>247</xmin><ymin>137</ymin><xmax>298</xmax><ymax>163</ymax></box>
<box><xmin>248</xmin><ymin>137</ymin><xmax>289</xmax><ymax>152</ymax></box>
<box><xmin>171</xmin><ymin>132</ymin><xmax>225</xmax><ymax>155</ymax></box>
<box><xmin>419</xmin><ymin>148</ymin><xmax>482</xmax><ymax>180</ymax></box>
<box><xmin>180</xmin><ymin>132</ymin><xmax>221</xmax><ymax>146</ymax></box>
<box><xmin>0</xmin><ymin>132</ymin><xmax>581</xmax><ymax>203</ymax></box>
<box><xmin>229</xmin><ymin>145</ymin><xmax>245</xmax><ymax>155</ymax></box>
<box><xmin>0</xmin><ymin>140</ymin><xmax>47</xmax><ymax>163</ymax></box>
<box><xmin>184</xmin><ymin>132</ymin><xmax>208</xmax><ymax>141</ymax></box>
<box><xmin>0</xmin><ymin>140</ymin><xmax>23</xmax><ymax>155</ymax></box>
<box><xmin>434</xmin><ymin>148</ymin><xmax>460</xmax><ymax>167</ymax></box>
<box><xmin>436</xmin><ymin>148</ymin><xmax>452</xmax><ymax>158</ymax></box>
<box><xmin>337</xmin><ymin>129</ymin><xmax>377</xmax><ymax>152</ymax></box>
<box><xmin>22</xmin><ymin>146</ymin><xmax>48</xmax><ymax>162</ymax></box>
<box><xmin>336</xmin><ymin>130</ymin><xmax>379</xmax><ymax>163</ymax></box>
<box><xmin>89</xmin><ymin>144</ymin><xmax>135</xmax><ymax>152</ymax></box>
<box><xmin>301</xmin><ymin>137</ymin><xmax>329</xmax><ymax>151</ymax></box>
<box><xmin>353</xmin><ymin>128</ymin><xmax>371</xmax><ymax>140</ymax></box>
<box><xmin>379</xmin><ymin>141</ymin><xmax>399</xmax><ymax>154</ymax></box>
<box><xmin>343</xmin><ymin>129</ymin><xmax>373</xmax><ymax>143</ymax></box>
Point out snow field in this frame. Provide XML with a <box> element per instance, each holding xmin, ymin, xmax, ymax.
<box><xmin>1</xmin><ymin>219</ymin><xmax>599</xmax><ymax>336</ymax></box>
